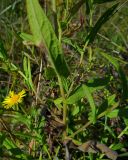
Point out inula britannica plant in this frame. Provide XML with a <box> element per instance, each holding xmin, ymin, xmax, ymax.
<box><xmin>0</xmin><ymin>0</ymin><xmax>128</xmax><ymax>159</ymax></box>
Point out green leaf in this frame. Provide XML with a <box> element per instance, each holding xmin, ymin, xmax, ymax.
<box><xmin>99</xmin><ymin>51</ymin><xmax>128</xmax><ymax>99</ymax></box>
<box><xmin>67</xmin><ymin>76</ymin><xmax>109</xmax><ymax>104</ymax></box>
<box><xmin>86</xmin><ymin>3</ymin><xmax>119</xmax><ymax>44</ymax></box>
<box><xmin>104</xmin><ymin>125</ymin><xmax>116</xmax><ymax>138</ymax></box>
<box><xmin>12</xmin><ymin>112</ymin><xmax>31</xmax><ymax>129</ymax></box>
<box><xmin>20</xmin><ymin>32</ymin><xmax>35</xmax><ymax>44</ymax></box>
<box><xmin>86</xmin><ymin>76</ymin><xmax>111</xmax><ymax>92</ymax></box>
<box><xmin>26</xmin><ymin>0</ymin><xmax>69</xmax><ymax>77</ymax></box>
<box><xmin>62</xmin><ymin>37</ymin><xmax>83</xmax><ymax>55</ymax></box>
<box><xmin>66</xmin><ymin>0</ymin><xmax>115</xmax><ymax>21</ymax></box>
<box><xmin>3</xmin><ymin>137</ymin><xmax>29</xmax><ymax>159</ymax></box>
<box><xmin>66</xmin><ymin>85</ymin><xmax>86</xmax><ymax>104</ymax></box>
<box><xmin>119</xmin><ymin>152</ymin><xmax>128</xmax><ymax>158</ymax></box>
<box><xmin>61</xmin><ymin>77</ymin><xmax>70</xmax><ymax>92</ymax></box>
<box><xmin>54</xmin><ymin>97</ymin><xmax>63</xmax><ymax>109</ymax></box>
<box><xmin>3</xmin><ymin>137</ymin><xmax>17</xmax><ymax>149</ymax></box>
<box><xmin>66</xmin><ymin>0</ymin><xmax>116</xmax><ymax>22</ymax></box>
<box><xmin>14</xmin><ymin>132</ymin><xmax>41</xmax><ymax>142</ymax></box>
<box><xmin>0</xmin><ymin>133</ymin><xmax>6</xmax><ymax>146</ymax></box>
<box><xmin>44</xmin><ymin>67</ymin><xmax>56</xmax><ymax>80</ymax></box>
<box><xmin>72</xmin><ymin>105</ymin><xmax>80</xmax><ymax>116</ymax></box>
<box><xmin>0</xmin><ymin>37</ymin><xmax>8</xmax><ymax>60</ymax></box>
<box><xmin>67</xmin><ymin>85</ymin><xmax>96</xmax><ymax>123</ymax></box>
<box><xmin>112</xmin><ymin>143</ymin><xmax>124</xmax><ymax>150</ymax></box>
<box><xmin>66</xmin><ymin>0</ymin><xmax>86</xmax><ymax>22</ymax></box>
<box><xmin>107</xmin><ymin>107</ymin><xmax>128</xmax><ymax>118</ymax></box>
<box><xmin>94</xmin><ymin>0</ymin><xmax>116</xmax><ymax>4</ymax></box>
<box><xmin>97</xmin><ymin>94</ymin><xmax>116</xmax><ymax>115</ymax></box>
<box><xmin>23</xmin><ymin>56</ymin><xmax>34</xmax><ymax>90</ymax></box>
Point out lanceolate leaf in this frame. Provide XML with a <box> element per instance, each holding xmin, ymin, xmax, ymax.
<box><xmin>0</xmin><ymin>37</ymin><xmax>8</xmax><ymax>60</ymax></box>
<box><xmin>94</xmin><ymin>0</ymin><xmax>116</xmax><ymax>4</ymax></box>
<box><xmin>66</xmin><ymin>0</ymin><xmax>116</xmax><ymax>22</ymax></box>
<box><xmin>97</xmin><ymin>94</ymin><xmax>116</xmax><ymax>115</ymax></box>
<box><xmin>86</xmin><ymin>76</ymin><xmax>111</xmax><ymax>92</ymax></box>
<box><xmin>67</xmin><ymin>84</ymin><xmax>96</xmax><ymax>123</ymax></box>
<box><xmin>20</xmin><ymin>32</ymin><xmax>35</xmax><ymax>44</ymax></box>
<box><xmin>85</xmin><ymin>3</ymin><xmax>119</xmax><ymax>44</ymax></box>
<box><xmin>100</xmin><ymin>51</ymin><xmax>128</xmax><ymax>99</ymax></box>
<box><xmin>26</xmin><ymin>0</ymin><xmax>69</xmax><ymax>77</ymax></box>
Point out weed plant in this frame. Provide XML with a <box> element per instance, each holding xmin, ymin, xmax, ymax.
<box><xmin>0</xmin><ymin>0</ymin><xmax>128</xmax><ymax>159</ymax></box>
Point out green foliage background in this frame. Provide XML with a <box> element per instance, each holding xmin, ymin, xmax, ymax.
<box><xmin>0</xmin><ymin>0</ymin><xmax>128</xmax><ymax>159</ymax></box>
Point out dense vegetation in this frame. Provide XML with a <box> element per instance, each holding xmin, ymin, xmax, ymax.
<box><xmin>0</xmin><ymin>0</ymin><xmax>128</xmax><ymax>159</ymax></box>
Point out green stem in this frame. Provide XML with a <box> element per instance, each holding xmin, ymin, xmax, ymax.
<box><xmin>51</xmin><ymin>0</ymin><xmax>56</xmax><ymax>12</ymax></box>
<box><xmin>56</xmin><ymin>7</ymin><xmax>67</xmax><ymax>136</ymax></box>
<box><xmin>66</xmin><ymin>0</ymin><xmax>69</xmax><ymax>13</ymax></box>
<box><xmin>118</xmin><ymin>126</ymin><xmax>128</xmax><ymax>139</ymax></box>
<box><xmin>79</xmin><ymin>51</ymin><xmax>84</xmax><ymax>65</ymax></box>
<box><xmin>88</xmin><ymin>46</ymin><xmax>92</xmax><ymax>64</ymax></box>
<box><xmin>88</xmin><ymin>0</ymin><xmax>93</xmax><ymax>65</ymax></box>
<box><xmin>79</xmin><ymin>41</ymin><xmax>88</xmax><ymax>65</ymax></box>
<box><xmin>58</xmin><ymin>76</ymin><xmax>67</xmax><ymax>136</ymax></box>
<box><xmin>68</xmin><ymin>102</ymin><xmax>119</xmax><ymax>138</ymax></box>
<box><xmin>89</xmin><ymin>0</ymin><xmax>93</xmax><ymax>27</ymax></box>
<box><xmin>80</xmin><ymin>0</ymin><xmax>94</xmax><ymax>65</ymax></box>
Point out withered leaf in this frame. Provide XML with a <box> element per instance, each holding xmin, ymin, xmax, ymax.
<box><xmin>96</xmin><ymin>142</ymin><xmax>118</xmax><ymax>160</ymax></box>
<box><xmin>77</xmin><ymin>140</ymin><xmax>98</xmax><ymax>153</ymax></box>
<box><xmin>77</xmin><ymin>140</ymin><xmax>118</xmax><ymax>160</ymax></box>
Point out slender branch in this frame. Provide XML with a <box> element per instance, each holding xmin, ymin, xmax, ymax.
<box><xmin>68</xmin><ymin>102</ymin><xmax>119</xmax><ymax>138</ymax></box>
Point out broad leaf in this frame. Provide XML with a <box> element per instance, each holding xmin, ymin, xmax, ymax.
<box><xmin>107</xmin><ymin>107</ymin><xmax>128</xmax><ymax>118</ymax></box>
<box><xmin>97</xmin><ymin>94</ymin><xmax>116</xmax><ymax>115</ymax></box>
<box><xmin>86</xmin><ymin>76</ymin><xmax>111</xmax><ymax>92</ymax></box>
<box><xmin>26</xmin><ymin>0</ymin><xmax>69</xmax><ymax>77</ymax></box>
<box><xmin>67</xmin><ymin>84</ymin><xmax>96</xmax><ymax>123</ymax></box>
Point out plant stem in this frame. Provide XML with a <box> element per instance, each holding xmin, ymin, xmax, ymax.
<box><xmin>88</xmin><ymin>46</ymin><xmax>92</xmax><ymax>65</ymax></box>
<box><xmin>69</xmin><ymin>121</ymin><xmax>91</xmax><ymax>138</ymax></box>
<box><xmin>68</xmin><ymin>102</ymin><xmax>119</xmax><ymax>138</ymax></box>
<box><xmin>58</xmin><ymin>76</ymin><xmax>67</xmax><ymax>136</ymax></box>
<box><xmin>57</xmin><ymin>5</ymin><xmax>67</xmax><ymax>136</ymax></box>
<box><xmin>79</xmin><ymin>41</ymin><xmax>88</xmax><ymax>65</ymax></box>
<box><xmin>88</xmin><ymin>0</ymin><xmax>93</xmax><ymax>66</ymax></box>
<box><xmin>80</xmin><ymin>0</ymin><xmax>93</xmax><ymax>65</ymax></box>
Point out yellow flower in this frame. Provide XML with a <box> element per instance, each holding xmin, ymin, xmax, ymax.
<box><xmin>2</xmin><ymin>89</ymin><xmax>26</xmax><ymax>109</ymax></box>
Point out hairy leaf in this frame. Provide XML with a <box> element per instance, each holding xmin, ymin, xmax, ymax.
<box><xmin>26</xmin><ymin>0</ymin><xmax>69</xmax><ymax>77</ymax></box>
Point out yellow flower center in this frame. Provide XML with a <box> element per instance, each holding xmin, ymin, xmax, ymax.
<box><xmin>10</xmin><ymin>94</ymin><xmax>20</xmax><ymax>105</ymax></box>
<box><xmin>2</xmin><ymin>89</ymin><xmax>26</xmax><ymax>109</ymax></box>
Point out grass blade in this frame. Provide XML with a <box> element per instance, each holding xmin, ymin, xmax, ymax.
<box><xmin>94</xmin><ymin>0</ymin><xmax>116</xmax><ymax>4</ymax></box>
<box><xmin>85</xmin><ymin>3</ymin><xmax>119</xmax><ymax>44</ymax></box>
